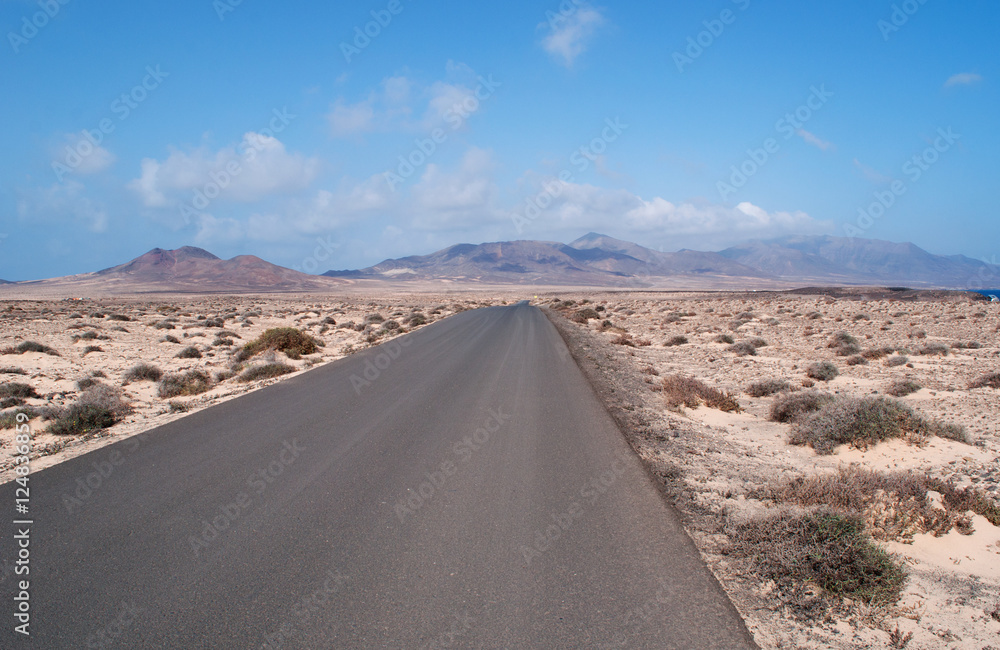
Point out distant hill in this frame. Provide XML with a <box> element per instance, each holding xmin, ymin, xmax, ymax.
<box><xmin>719</xmin><ymin>236</ymin><xmax>996</xmax><ymax>286</ymax></box>
<box><xmin>324</xmin><ymin>233</ymin><xmax>999</xmax><ymax>289</ymax></box>
<box><xmin>1</xmin><ymin>246</ymin><xmax>348</xmax><ymax>296</ymax></box>
<box><xmin>3</xmin><ymin>235</ymin><xmax>996</xmax><ymax>297</ymax></box>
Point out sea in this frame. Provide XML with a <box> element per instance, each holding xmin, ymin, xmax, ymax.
<box><xmin>973</xmin><ymin>290</ymin><xmax>1000</xmax><ymax>300</ymax></box>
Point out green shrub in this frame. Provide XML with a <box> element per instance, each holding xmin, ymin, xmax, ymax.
<box><xmin>728</xmin><ymin>509</ymin><xmax>906</xmax><ymax>605</ymax></box>
<box><xmin>789</xmin><ymin>396</ymin><xmax>966</xmax><ymax>453</ymax></box>
<box><xmin>0</xmin><ymin>407</ymin><xmax>36</xmax><ymax>429</ymax></box>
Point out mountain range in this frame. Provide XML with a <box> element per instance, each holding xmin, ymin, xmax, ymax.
<box><xmin>1</xmin><ymin>234</ymin><xmax>995</xmax><ymax>296</ymax></box>
<box><xmin>323</xmin><ymin>233</ymin><xmax>998</xmax><ymax>289</ymax></box>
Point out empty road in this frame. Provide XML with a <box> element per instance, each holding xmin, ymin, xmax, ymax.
<box><xmin>3</xmin><ymin>302</ymin><xmax>755</xmax><ymax>648</ymax></box>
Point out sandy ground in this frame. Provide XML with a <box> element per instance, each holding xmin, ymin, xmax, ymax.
<box><xmin>3</xmin><ymin>289</ymin><xmax>999</xmax><ymax>647</ymax></box>
<box><xmin>545</xmin><ymin>290</ymin><xmax>1000</xmax><ymax>649</ymax></box>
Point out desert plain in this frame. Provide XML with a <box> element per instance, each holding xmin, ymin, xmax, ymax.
<box><xmin>2</xmin><ymin>288</ymin><xmax>999</xmax><ymax>649</ymax></box>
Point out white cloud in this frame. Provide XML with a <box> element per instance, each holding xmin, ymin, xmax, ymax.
<box><xmin>17</xmin><ymin>181</ymin><xmax>108</xmax><ymax>232</ymax></box>
<box><xmin>513</xmin><ymin>177</ymin><xmax>828</xmax><ymax>243</ymax></box>
<box><xmin>242</xmin><ymin>174</ymin><xmax>394</xmax><ymax>241</ymax></box>
<box><xmin>54</xmin><ymin>131</ymin><xmax>116</xmax><ymax>176</ymax></box>
<box><xmin>541</xmin><ymin>6</ymin><xmax>606</xmax><ymax>67</ymax></box>
<box><xmin>410</xmin><ymin>148</ymin><xmax>503</xmax><ymax>230</ymax></box>
<box><xmin>327</xmin><ymin>68</ymin><xmax>487</xmax><ymax>137</ymax></box>
<box><xmin>128</xmin><ymin>133</ymin><xmax>320</xmax><ymax>207</ymax></box>
<box><xmin>944</xmin><ymin>72</ymin><xmax>982</xmax><ymax>88</ymax></box>
<box><xmin>327</xmin><ymin>98</ymin><xmax>376</xmax><ymax>137</ymax></box>
<box><xmin>796</xmin><ymin>129</ymin><xmax>834</xmax><ymax>151</ymax></box>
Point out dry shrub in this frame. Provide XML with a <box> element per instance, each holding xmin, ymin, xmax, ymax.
<box><xmin>238</xmin><ymin>363</ymin><xmax>295</xmax><ymax>382</ymax></box>
<box><xmin>664</xmin><ymin>335</ymin><xmax>688</xmax><ymax>347</ymax></box>
<box><xmin>918</xmin><ymin>342</ymin><xmax>949</xmax><ymax>356</ymax></box>
<box><xmin>806</xmin><ymin>361</ymin><xmax>838</xmax><ymax>381</ymax></box>
<box><xmin>885</xmin><ymin>379</ymin><xmax>920</xmax><ymax>397</ymax></box>
<box><xmin>969</xmin><ymin>372</ymin><xmax>1000</xmax><ymax>389</ymax></box>
<box><xmin>572</xmin><ymin>308</ymin><xmax>600</xmax><ymax>323</ymax></box>
<box><xmin>243</xmin><ymin>328</ymin><xmax>320</xmax><ymax>359</ymax></box>
<box><xmin>123</xmin><ymin>363</ymin><xmax>163</xmax><ymax>383</ymax></box>
<box><xmin>158</xmin><ymin>370</ymin><xmax>212</xmax><ymax>398</ymax></box>
<box><xmin>828</xmin><ymin>331</ymin><xmax>861</xmax><ymax>356</ymax></box>
<box><xmin>769</xmin><ymin>391</ymin><xmax>835</xmax><ymax>423</ymax></box>
<box><xmin>47</xmin><ymin>385</ymin><xmax>132</xmax><ymax>436</ymax></box>
<box><xmin>861</xmin><ymin>347</ymin><xmax>893</xmax><ymax>360</ymax></box>
<box><xmin>885</xmin><ymin>355</ymin><xmax>909</xmax><ymax>367</ymax></box>
<box><xmin>746</xmin><ymin>379</ymin><xmax>791</xmax><ymax>398</ymax></box>
<box><xmin>763</xmin><ymin>465</ymin><xmax>999</xmax><ymax>538</ymax></box>
<box><xmin>611</xmin><ymin>333</ymin><xmax>635</xmax><ymax>347</ymax></box>
<box><xmin>729</xmin><ymin>341</ymin><xmax>757</xmax><ymax>356</ymax></box>
<box><xmin>727</xmin><ymin>509</ymin><xmax>906</xmax><ymax>606</ymax></box>
<box><xmin>662</xmin><ymin>374</ymin><xmax>740</xmax><ymax>412</ymax></box>
<box><xmin>845</xmin><ymin>355</ymin><xmax>867</xmax><ymax>366</ymax></box>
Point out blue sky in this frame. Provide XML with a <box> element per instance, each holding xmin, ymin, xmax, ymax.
<box><xmin>1</xmin><ymin>0</ymin><xmax>996</xmax><ymax>280</ymax></box>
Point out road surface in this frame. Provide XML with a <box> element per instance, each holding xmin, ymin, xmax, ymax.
<box><xmin>3</xmin><ymin>302</ymin><xmax>755</xmax><ymax>648</ymax></box>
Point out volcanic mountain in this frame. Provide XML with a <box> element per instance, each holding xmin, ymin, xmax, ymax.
<box><xmin>324</xmin><ymin>233</ymin><xmax>998</xmax><ymax>289</ymax></box>
<box><xmin>4</xmin><ymin>246</ymin><xmax>347</xmax><ymax>295</ymax></box>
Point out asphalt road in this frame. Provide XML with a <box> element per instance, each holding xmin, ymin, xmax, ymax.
<box><xmin>3</xmin><ymin>302</ymin><xmax>755</xmax><ymax>648</ymax></box>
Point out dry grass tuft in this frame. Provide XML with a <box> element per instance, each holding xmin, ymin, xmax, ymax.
<box><xmin>662</xmin><ymin>374</ymin><xmax>741</xmax><ymax>412</ymax></box>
